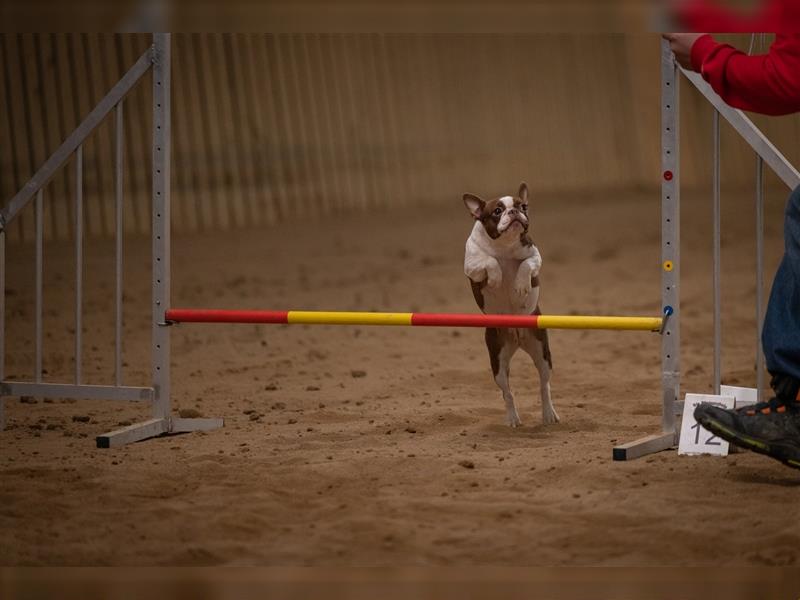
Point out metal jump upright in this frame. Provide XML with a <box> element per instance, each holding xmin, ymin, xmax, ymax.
<box><xmin>0</xmin><ymin>33</ymin><xmax>223</xmax><ymax>448</ymax></box>
<box><xmin>613</xmin><ymin>39</ymin><xmax>681</xmax><ymax>461</ymax></box>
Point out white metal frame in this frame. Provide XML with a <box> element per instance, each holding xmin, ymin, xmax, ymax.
<box><xmin>613</xmin><ymin>40</ymin><xmax>680</xmax><ymax>460</ymax></box>
<box><xmin>0</xmin><ymin>33</ymin><xmax>222</xmax><ymax>448</ymax></box>
<box><xmin>614</xmin><ymin>40</ymin><xmax>800</xmax><ymax>461</ymax></box>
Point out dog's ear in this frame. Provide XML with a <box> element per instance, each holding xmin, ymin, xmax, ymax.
<box><xmin>518</xmin><ymin>182</ymin><xmax>529</xmax><ymax>203</ymax></box>
<box><xmin>463</xmin><ymin>193</ymin><xmax>485</xmax><ymax>219</ymax></box>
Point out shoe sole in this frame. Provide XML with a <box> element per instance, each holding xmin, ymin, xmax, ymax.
<box><xmin>696</xmin><ymin>414</ymin><xmax>800</xmax><ymax>471</ymax></box>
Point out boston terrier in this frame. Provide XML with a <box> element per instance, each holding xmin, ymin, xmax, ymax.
<box><xmin>463</xmin><ymin>182</ymin><xmax>558</xmax><ymax>427</ymax></box>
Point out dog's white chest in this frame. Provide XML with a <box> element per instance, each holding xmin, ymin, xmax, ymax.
<box><xmin>464</xmin><ymin>223</ymin><xmax>541</xmax><ymax>317</ymax></box>
<box><xmin>481</xmin><ymin>259</ymin><xmax>539</xmax><ymax>315</ymax></box>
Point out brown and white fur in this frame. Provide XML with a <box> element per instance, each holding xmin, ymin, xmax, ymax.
<box><xmin>463</xmin><ymin>182</ymin><xmax>558</xmax><ymax>427</ymax></box>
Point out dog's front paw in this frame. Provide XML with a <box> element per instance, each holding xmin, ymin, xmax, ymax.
<box><xmin>486</xmin><ymin>266</ymin><xmax>503</xmax><ymax>289</ymax></box>
<box><xmin>506</xmin><ymin>410</ymin><xmax>523</xmax><ymax>428</ymax></box>
<box><xmin>513</xmin><ymin>277</ymin><xmax>532</xmax><ymax>298</ymax></box>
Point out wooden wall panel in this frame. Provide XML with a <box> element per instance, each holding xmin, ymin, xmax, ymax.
<box><xmin>1</xmin><ymin>33</ymin><xmax>799</xmax><ymax>242</ymax></box>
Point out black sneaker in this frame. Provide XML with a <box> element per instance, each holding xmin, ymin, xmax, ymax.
<box><xmin>694</xmin><ymin>393</ymin><xmax>800</xmax><ymax>470</ymax></box>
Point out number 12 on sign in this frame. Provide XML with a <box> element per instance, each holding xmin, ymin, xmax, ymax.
<box><xmin>690</xmin><ymin>420</ymin><xmax>721</xmax><ymax>446</ymax></box>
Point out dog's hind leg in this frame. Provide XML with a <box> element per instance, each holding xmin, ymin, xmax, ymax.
<box><xmin>486</xmin><ymin>328</ymin><xmax>522</xmax><ymax>427</ymax></box>
<box><xmin>521</xmin><ymin>330</ymin><xmax>559</xmax><ymax>425</ymax></box>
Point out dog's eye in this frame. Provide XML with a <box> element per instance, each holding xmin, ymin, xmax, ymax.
<box><xmin>521</xmin><ymin>204</ymin><xmax>528</xmax><ymax>212</ymax></box>
<box><xmin>493</xmin><ymin>207</ymin><xmax>503</xmax><ymax>216</ymax></box>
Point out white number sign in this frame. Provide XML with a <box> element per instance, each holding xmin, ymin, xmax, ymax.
<box><xmin>678</xmin><ymin>393</ymin><xmax>735</xmax><ymax>456</ymax></box>
<box><xmin>720</xmin><ymin>385</ymin><xmax>758</xmax><ymax>410</ymax></box>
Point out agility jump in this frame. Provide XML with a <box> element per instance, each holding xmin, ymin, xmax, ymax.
<box><xmin>1</xmin><ymin>35</ymin><xmax>797</xmax><ymax>458</ymax></box>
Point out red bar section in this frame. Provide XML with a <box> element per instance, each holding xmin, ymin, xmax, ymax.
<box><xmin>166</xmin><ymin>309</ymin><xmax>289</xmax><ymax>324</ymax></box>
<box><xmin>411</xmin><ymin>313</ymin><xmax>539</xmax><ymax>328</ymax></box>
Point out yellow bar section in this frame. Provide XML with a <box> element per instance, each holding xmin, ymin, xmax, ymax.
<box><xmin>536</xmin><ymin>315</ymin><xmax>663</xmax><ymax>331</ymax></box>
<box><xmin>287</xmin><ymin>311</ymin><xmax>413</xmax><ymax>326</ymax></box>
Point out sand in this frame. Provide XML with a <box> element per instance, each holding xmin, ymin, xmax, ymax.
<box><xmin>1</xmin><ymin>187</ymin><xmax>799</xmax><ymax>566</ymax></box>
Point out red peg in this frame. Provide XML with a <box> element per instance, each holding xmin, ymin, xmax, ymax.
<box><xmin>663</xmin><ymin>170</ymin><xmax>673</xmax><ymax>181</ymax></box>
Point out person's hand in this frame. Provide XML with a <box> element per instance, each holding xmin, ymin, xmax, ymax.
<box><xmin>663</xmin><ymin>33</ymin><xmax>705</xmax><ymax>70</ymax></box>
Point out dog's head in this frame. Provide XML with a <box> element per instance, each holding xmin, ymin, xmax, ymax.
<box><xmin>463</xmin><ymin>182</ymin><xmax>530</xmax><ymax>240</ymax></box>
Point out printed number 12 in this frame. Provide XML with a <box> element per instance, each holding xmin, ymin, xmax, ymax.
<box><xmin>691</xmin><ymin>421</ymin><xmax>721</xmax><ymax>446</ymax></box>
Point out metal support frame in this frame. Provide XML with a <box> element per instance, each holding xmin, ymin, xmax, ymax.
<box><xmin>75</xmin><ymin>145</ymin><xmax>83</xmax><ymax>384</ymax></box>
<box><xmin>35</xmin><ymin>190</ymin><xmax>43</xmax><ymax>383</ymax></box>
<box><xmin>614</xmin><ymin>39</ymin><xmax>680</xmax><ymax>461</ymax></box>
<box><xmin>0</xmin><ymin>49</ymin><xmax>154</xmax><ymax>228</ymax></box>
<box><xmin>115</xmin><ymin>102</ymin><xmax>124</xmax><ymax>387</ymax></box>
<box><xmin>616</xmin><ymin>42</ymin><xmax>799</xmax><ymax>461</ymax></box>
<box><xmin>682</xmin><ymin>66</ymin><xmax>799</xmax><ymax>407</ymax></box>
<box><xmin>755</xmin><ymin>156</ymin><xmax>765</xmax><ymax>401</ymax></box>
<box><xmin>152</xmin><ymin>32</ymin><xmax>170</xmax><ymax>421</ymax></box>
<box><xmin>1</xmin><ymin>382</ymin><xmax>153</xmax><ymax>402</ymax></box>
<box><xmin>712</xmin><ymin>110</ymin><xmax>721</xmax><ymax>395</ymax></box>
<box><xmin>0</xmin><ymin>230</ymin><xmax>4</xmax><ymax>427</ymax></box>
<box><xmin>97</xmin><ymin>33</ymin><xmax>221</xmax><ymax>448</ymax></box>
<box><xmin>1</xmin><ymin>33</ymin><xmax>222</xmax><ymax>446</ymax></box>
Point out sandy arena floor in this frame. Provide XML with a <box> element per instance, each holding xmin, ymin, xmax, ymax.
<box><xmin>1</xmin><ymin>187</ymin><xmax>799</xmax><ymax>566</ymax></box>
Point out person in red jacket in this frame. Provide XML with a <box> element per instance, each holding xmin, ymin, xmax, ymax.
<box><xmin>664</xmin><ymin>33</ymin><xmax>800</xmax><ymax>469</ymax></box>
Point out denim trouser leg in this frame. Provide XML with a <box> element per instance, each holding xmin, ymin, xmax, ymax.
<box><xmin>762</xmin><ymin>184</ymin><xmax>800</xmax><ymax>382</ymax></box>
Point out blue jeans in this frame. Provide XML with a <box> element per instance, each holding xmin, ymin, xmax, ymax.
<box><xmin>762</xmin><ymin>184</ymin><xmax>800</xmax><ymax>382</ymax></box>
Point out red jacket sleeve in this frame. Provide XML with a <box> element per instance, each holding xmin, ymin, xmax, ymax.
<box><xmin>690</xmin><ymin>34</ymin><xmax>800</xmax><ymax>116</ymax></box>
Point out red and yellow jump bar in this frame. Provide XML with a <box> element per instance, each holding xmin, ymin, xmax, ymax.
<box><xmin>165</xmin><ymin>309</ymin><xmax>663</xmax><ymax>332</ymax></box>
